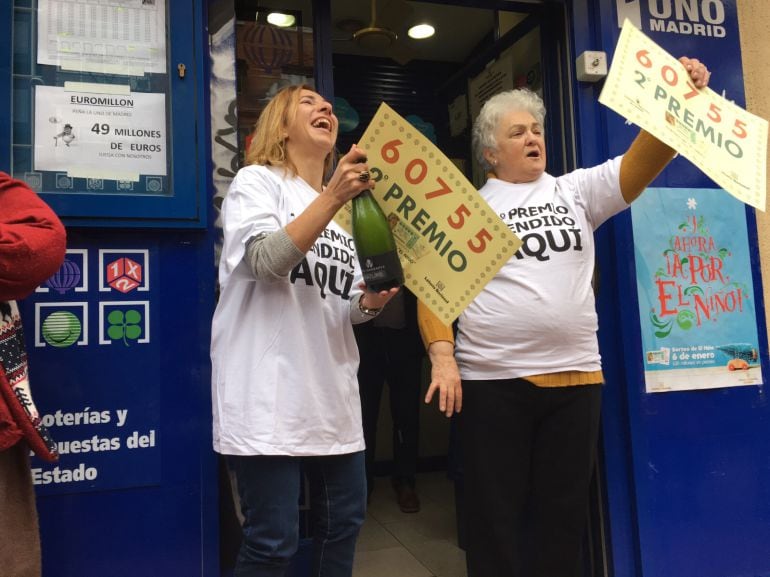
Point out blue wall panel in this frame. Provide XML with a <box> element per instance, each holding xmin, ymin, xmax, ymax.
<box><xmin>20</xmin><ymin>228</ymin><xmax>218</xmax><ymax>577</ymax></box>
<box><xmin>5</xmin><ymin>0</ymin><xmax>219</xmax><ymax>574</ymax></box>
<box><xmin>572</xmin><ymin>1</ymin><xmax>770</xmax><ymax>576</ymax></box>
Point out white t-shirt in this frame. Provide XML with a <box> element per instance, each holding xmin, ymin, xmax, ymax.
<box><xmin>455</xmin><ymin>157</ymin><xmax>628</xmax><ymax>380</ymax></box>
<box><xmin>211</xmin><ymin>164</ymin><xmax>365</xmax><ymax>456</ymax></box>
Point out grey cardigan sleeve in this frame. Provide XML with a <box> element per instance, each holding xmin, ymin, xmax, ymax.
<box><xmin>245</xmin><ymin>229</ymin><xmax>305</xmax><ymax>281</ymax></box>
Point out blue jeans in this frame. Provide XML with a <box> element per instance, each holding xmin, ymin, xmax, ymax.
<box><xmin>229</xmin><ymin>451</ymin><xmax>366</xmax><ymax>577</ymax></box>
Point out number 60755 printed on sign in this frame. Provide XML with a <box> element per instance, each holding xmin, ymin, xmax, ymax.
<box><xmin>599</xmin><ymin>19</ymin><xmax>768</xmax><ymax>211</ymax></box>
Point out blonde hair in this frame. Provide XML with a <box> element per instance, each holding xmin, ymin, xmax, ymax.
<box><xmin>244</xmin><ymin>84</ymin><xmax>335</xmax><ymax>179</ymax></box>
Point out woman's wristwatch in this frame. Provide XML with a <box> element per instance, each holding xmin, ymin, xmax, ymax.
<box><xmin>358</xmin><ymin>296</ymin><xmax>382</xmax><ymax>317</ymax></box>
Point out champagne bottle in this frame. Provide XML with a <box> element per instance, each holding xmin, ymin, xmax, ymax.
<box><xmin>352</xmin><ymin>189</ymin><xmax>404</xmax><ymax>291</ymax></box>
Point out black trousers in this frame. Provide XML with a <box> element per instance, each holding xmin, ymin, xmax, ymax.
<box><xmin>354</xmin><ymin>319</ymin><xmax>423</xmax><ymax>490</ymax></box>
<box><xmin>460</xmin><ymin>378</ymin><xmax>602</xmax><ymax>577</ymax></box>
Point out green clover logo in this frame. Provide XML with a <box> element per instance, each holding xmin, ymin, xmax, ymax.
<box><xmin>107</xmin><ymin>309</ymin><xmax>142</xmax><ymax>346</ymax></box>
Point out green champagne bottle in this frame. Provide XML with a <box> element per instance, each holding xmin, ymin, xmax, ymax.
<box><xmin>352</xmin><ymin>189</ymin><xmax>404</xmax><ymax>291</ymax></box>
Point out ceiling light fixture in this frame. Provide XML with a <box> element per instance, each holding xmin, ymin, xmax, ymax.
<box><xmin>407</xmin><ymin>23</ymin><xmax>435</xmax><ymax>39</ymax></box>
<box><xmin>267</xmin><ymin>12</ymin><xmax>296</xmax><ymax>27</ymax></box>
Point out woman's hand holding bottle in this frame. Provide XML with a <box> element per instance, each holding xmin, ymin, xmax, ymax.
<box><xmin>323</xmin><ymin>144</ymin><xmax>373</xmax><ymax>208</ymax></box>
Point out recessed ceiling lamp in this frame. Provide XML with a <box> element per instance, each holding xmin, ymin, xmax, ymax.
<box><xmin>267</xmin><ymin>12</ymin><xmax>296</xmax><ymax>27</ymax></box>
<box><xmin>407</xmin><ymin>23</ymin><xmax>435</xmax><ymax>39</ymax></box>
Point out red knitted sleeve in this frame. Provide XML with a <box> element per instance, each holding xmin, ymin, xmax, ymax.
<box><xmin>0</xmin><ymin>172</ymin><xmax>67</xmax><ymax>300</ymax></box>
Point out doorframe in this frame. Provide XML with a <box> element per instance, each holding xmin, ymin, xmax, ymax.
<box><xmin>313</xmin><ymin>2</ymin><xmax>615</xmax><ymax>575</ymax></box>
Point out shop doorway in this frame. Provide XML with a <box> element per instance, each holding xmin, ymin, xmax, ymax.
<box><xmin>219</xmin><ymin>1</ymin><xmax>607</xmax><ymax>575</ymax></box>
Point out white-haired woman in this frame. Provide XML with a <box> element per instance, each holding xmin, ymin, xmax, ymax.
<box><xmin>418</xmin><ymin>58</ymin><xmax>710</xmax><ymax>576</ymax></box>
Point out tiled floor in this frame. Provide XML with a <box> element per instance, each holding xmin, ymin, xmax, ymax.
<box><xmin>353</xmin><ymin>471</ymin><xmax>467</xmax><ymax>577</ymax></box>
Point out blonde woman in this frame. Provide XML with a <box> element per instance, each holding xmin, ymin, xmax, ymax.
<box><xmin>211</xmin><ymin>85</ymin><xmax>397</xmax><ymax>576</ymax></box>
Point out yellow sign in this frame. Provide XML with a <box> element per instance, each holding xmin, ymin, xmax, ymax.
<box><xmin>336</xmin><ymin>103</ymin><xmax>522</xmax><ymax>325</ymax></box>
<box><xmin>599</xmin><ymin>19</ymin><xmax>768</xmax><ymax>211</ymax></box>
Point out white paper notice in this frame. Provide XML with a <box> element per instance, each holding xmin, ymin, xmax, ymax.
<box><xmin>37</xmin><ymin>0</ymin><xmax>167</xmax><ymax>75</ymax></box>
<box><xmin>34</xmin><ymin>85</ymin><xmax>167</xmax><ymax>181</ymax></box>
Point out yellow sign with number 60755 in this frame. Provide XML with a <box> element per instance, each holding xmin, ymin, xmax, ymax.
<box><xmin>599</xmin><ymin>19</ymin><xmax>768</xmax><ymax>211</ymax></box>
<box><xmin>335</xmin><ymin>103</ymin><xmax>522</xmax><ymax>325</ymax></box>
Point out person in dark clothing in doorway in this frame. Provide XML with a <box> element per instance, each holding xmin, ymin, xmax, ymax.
<box><xmin>355</xmin><ymin>289</ymin><xmax>424</xmax><ymax>513</ymax></box>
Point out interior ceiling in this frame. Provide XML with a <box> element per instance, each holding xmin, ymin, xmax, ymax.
<box><xmin>330</xmin><ymin>0</ymin><xmax>495</xmax><ymax>63</ymax></box>
<box><xmin>242</xmin><ymin>1</ymin><xmax>507</xmax><ymax>63</ymax></box>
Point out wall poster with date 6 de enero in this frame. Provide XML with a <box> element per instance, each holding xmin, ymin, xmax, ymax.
<box><xmin>632</xmin><ymin>187</ymin><xmax>763</xmax><ymax>393</ymax></box>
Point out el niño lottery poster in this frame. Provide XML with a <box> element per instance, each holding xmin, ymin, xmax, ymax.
<box><xmin>632</xmin><ymin>188</ymin><xmax>763</xmax><ymax>393</ymax></box>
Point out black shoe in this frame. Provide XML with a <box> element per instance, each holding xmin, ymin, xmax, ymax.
<box><xmin>392</xmin><ymin>479</ymin><xmax>420</xmax><ymax>513</ymax></box>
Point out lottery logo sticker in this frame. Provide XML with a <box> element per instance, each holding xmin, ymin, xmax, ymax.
<box><xmin>99</xmin><ymin>301</ymin><xmax>150</xmax><ymax>345</ymax></box>
<box><xmin>38</xmin><ymin>249</ymin><xmax>88</xmax><ymax>294</ymax></box>
<box><xmin>99</xmin><ymin>250</ymin><xmax>149</xmax><ymax>292</ymax></box>
<box><xmin>35</xmin><ymin>303</ymin><xmax>88</xmax><ymax>348</ymax></box>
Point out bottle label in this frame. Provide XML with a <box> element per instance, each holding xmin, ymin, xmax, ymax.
<box><xmin>360</xmin><ymin>251</ymin><xmax>402</xmax><ymax>284</ymax></box>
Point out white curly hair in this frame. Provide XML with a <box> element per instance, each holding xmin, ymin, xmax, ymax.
<box><xmin>472</xmin><ymin>88</ymin><xmax>546</xmax><ymax>172</ymax></box>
